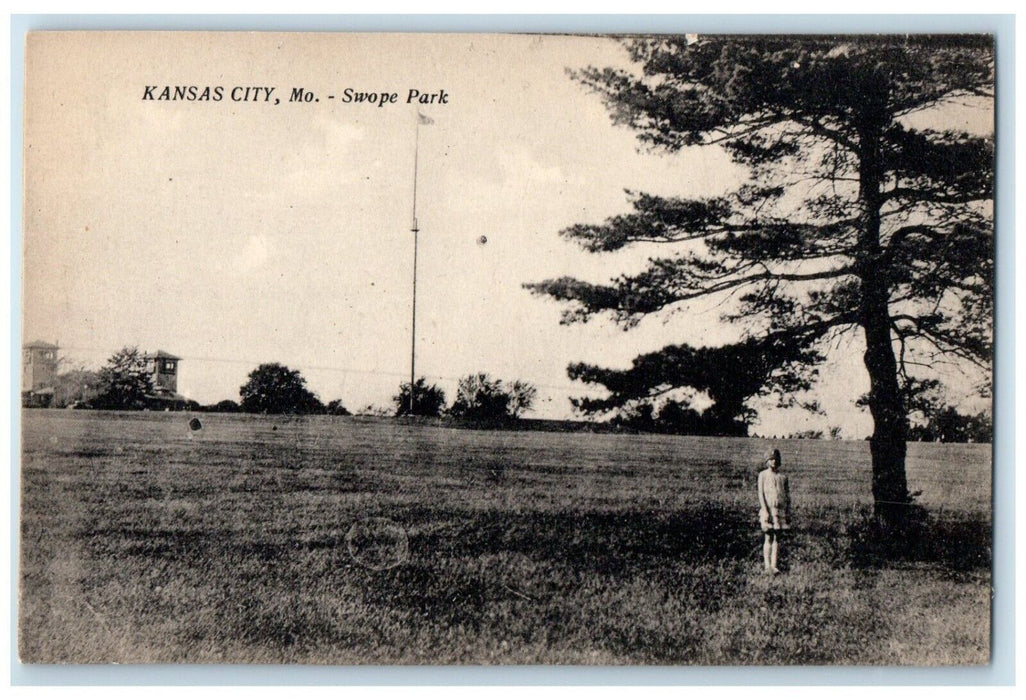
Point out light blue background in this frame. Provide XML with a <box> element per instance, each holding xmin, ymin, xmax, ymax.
<box><xmin>9</xmin><ymin>13</ymin><xmax>1015</xmax><ymax>686</ymax></box>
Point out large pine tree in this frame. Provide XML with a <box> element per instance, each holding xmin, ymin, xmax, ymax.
<box><xmin>527</xmin><ymin>36</ymin><xmax>994</xmax><ymax>524</ymax></box>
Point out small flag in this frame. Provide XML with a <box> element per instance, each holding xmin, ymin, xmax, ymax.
<box><xmin>418</xmin><ymin>112</ymin><xmax>434</xmax><ymax>125</ymax></box>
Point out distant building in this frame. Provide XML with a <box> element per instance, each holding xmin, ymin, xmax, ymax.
<box><xmin>144</xmin><ymin>350</ymin><xmax>180</xmax><ymax>394</ymax></box>
<box><xmin>143</xmin><ymin>350</ymin><xmax>188</xmax><ymax>409</ymax></box>
<box><xmin>22</xmin><ymin>340</ymin><xmax>59</xmax><ymax>407</ymax></box>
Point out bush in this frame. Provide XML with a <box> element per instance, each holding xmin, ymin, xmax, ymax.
<box><xmin>239</xmin><ymin>363</ymin><xmax>324</xmax><ymax>414</ymax></box>
<box><xmin>908</xmin><ymin>407</ymin><xmax>992</xmax><ymax>443</ymax></box>
<box><xmin>326</xmin><ymin>399</ymin><xmax>351</xmax><ymax>416</ymax></box>
<box><xmin>449</xmin><ymin>374</ymin><xmax>537</xmax><ymax>420</ymax></box>
<box><xmin>92</xmin><ymin>347</ymin><xmax>154</xmax><ymax>410</ymax></box>
<box><xmin>52</xmin><ymin>369</ymin><xmax>101</xmax><ymax>408</ymax></box>
<box><xmin>205</xmin><ymin>399</ymin><xmax>240</xmax><ymax>413</ymax></box>
<box><xmin>394</xmin><ymin>378</ymin><xmax>447</xmax><ymax>417</ymax></box>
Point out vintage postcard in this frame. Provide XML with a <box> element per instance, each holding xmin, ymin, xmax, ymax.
<box><xmin>20</xmin><ymin>31</ymin><xmax>994</xmax><ymax>665</ymax></box>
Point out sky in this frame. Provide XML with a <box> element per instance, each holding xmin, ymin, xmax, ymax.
<box><xmin>22</xmin><ymin>32</ymin><xmax>993</xmax><ymax>437</ymax></box>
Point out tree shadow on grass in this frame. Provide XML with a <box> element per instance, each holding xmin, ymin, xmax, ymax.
<box><xmin>407</xmin><ymin>502</ymin><xmax>756</xmax><ymax>577</ymax></box>
<box><xmin>68</xmin><ymin>501</ymin><xmax>991</xmax><ymax>662</ymax></box>
<box><xmin>353</xmin><ymin>502</ymin><xmax>760</xmax><ymax>634</ymax></box>
<box><xmin>83</xmin><ymin>499</ymin><xmax>990</xmax><ymax>579</ymax></box>
<box><xmin>844</xmin><ymin>506</ymin><xmax>991</xmax><ymax>572</ymax></box>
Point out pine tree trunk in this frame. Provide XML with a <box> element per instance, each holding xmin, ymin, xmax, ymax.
<box><xmin>862</xmin><ymin>278</ymin><xmax>911</xmax><ymax>526</ymax></box>
<box><xmin>856</xmin><ymin>112</ymin><xmax>911</xmax><ymax>528</ymax></box>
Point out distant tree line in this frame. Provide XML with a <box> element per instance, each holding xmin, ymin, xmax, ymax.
<box><xmin>606</xmin><ymin>399</ymin><xmax>748</xmax><ymax>437</ymax></box>
<box><xmin>51</xmin><ymin>347</ymin><xmax>153</xmax><ymax>410</ymax></box>
<box><xmin>48</xmin><ymin>350</ymin><xmax>989</xmax><ymax>441</ymax></box>
<box><xmin>58</xmin><ymin>349</ymin><xmax>538</xmax><ymax>420</ymax></box>
<box><xmin>50</xmin><ymin>351</ymin><xmax>353</xmax><ymax>416</ymax></box>
<box><xmin>393</xmin><ymin>373</ymin><xmax>537</xmax><ymax>421</ymax></box>
<box><xmin>907</xmin><ymin>408</ymin><xmax>991</xmax><ymax>444</ymax></box>
<box><xmin>595</xmin><ymin>395</ymin><xmax>989</xmax><ymax>442</ymax></box>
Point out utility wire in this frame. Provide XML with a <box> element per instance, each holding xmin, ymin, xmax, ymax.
<box><xmin>52</xmin><ymin>345</ymin><xmax>610</xmax><ymax>394</ymax></box>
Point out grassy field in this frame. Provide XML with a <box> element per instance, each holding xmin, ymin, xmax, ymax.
<box><xmin>18</xmin><ymin>410</ymin><xmax>991</xmax><ymax>665</ymax></box>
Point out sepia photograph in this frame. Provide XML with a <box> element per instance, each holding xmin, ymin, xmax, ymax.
<box><xmin>18</xmin><ymin>30</ymin><xmax>995</xmax><ymax>666</ymax></box>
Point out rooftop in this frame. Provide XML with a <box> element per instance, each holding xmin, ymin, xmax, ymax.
<box><xmin>143</xmin><ymin>350</ymin><xmax>181</xmax><ymax>360</ymax></box>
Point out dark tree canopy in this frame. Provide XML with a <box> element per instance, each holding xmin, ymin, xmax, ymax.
<box><xmin>610</xmin><ymin>398</ymin><xmax>750</xmax><ymax>436</ymax></box>
<box><xmin>526</xmin><ymin>35</ymin><xmax>994</xmax><ymax>523</ymax></box>
<box><xmin>506</xmin><ymin>380</ymin><xmax>540</xmax><ymax>419</ymax></box>
<box><xmin>93</xmin><ymin>347</ymin><xmax>154</xmax><ymax>410</ymax></box>
<box><xmin>449</xmin><ymin>374</ymin><xmax>538</xmax><ymax>420</ymax></box>
<box><xmin>326</xmin><ymin>399</ymin><xmax>351</xmax><ymax>416</ymax></box>
<box><xmin>239</xmin><ymin>363</ymin><xmax>323</xmax><ymax>414</ymax></box>
<box><xmin>570</xmin><ymin>330</ymin><xmax>823</xmax><ymax>436</ymax></box>
<box><xmin>394</xmin><ymin>377</ymin><xmax>447</xmax><ymax>417</ymax></box>
<box><xmin>908</xmin><ymin>406</ymin><xmax>991</xmax><ymax>444</ymax></box>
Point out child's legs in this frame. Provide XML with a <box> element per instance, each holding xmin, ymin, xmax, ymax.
<box><xmin>763</xmin><ymin>531</ymin><xmax>775</xmax><ymax>569</ymax></box>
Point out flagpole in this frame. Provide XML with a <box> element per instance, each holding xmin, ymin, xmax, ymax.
<box><xmin>409</xmin><ymin>116</ymin><xmax>420</xmax><ymax>415</ymax></box>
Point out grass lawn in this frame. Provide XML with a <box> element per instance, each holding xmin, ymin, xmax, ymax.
<box><xmin>18</xmin><ymin>410</ymin><xmax>991</xmax><ymax>664</ymax></box>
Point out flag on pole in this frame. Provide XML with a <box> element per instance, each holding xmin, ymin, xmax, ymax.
<box><xmin>418</xmin><ymin>112</ymin><xmax>434</xmax><ymax>125</ymax></box>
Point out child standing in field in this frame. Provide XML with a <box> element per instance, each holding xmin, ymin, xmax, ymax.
<box><xmin>758</xmin><ymin>449</ymin><xmax>791</xmax><ymax>574</ymax></box>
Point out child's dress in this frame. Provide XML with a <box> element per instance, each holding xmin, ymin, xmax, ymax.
<box><xmin>758</xmin><ymin>467</ymin><xmax>791</xmax><ymax>531</ymax></box>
